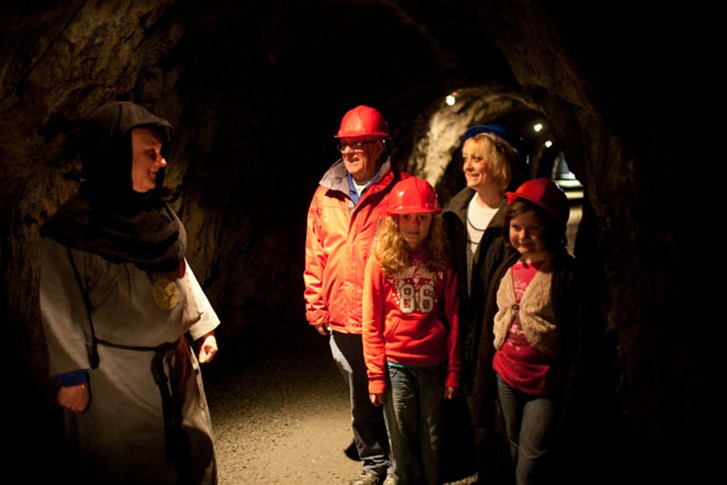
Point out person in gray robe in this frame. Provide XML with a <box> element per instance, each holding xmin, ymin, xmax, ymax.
<box><xmin>40</xmin><ymin>101</ymin><xmax>220</xmax><ymax>485</ymax></box>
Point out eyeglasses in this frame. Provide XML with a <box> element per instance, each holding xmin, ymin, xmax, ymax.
<box><xmin>336</xmin><ymin>140</ymin><xmax>378</xmax><ymax>152</ymax></box>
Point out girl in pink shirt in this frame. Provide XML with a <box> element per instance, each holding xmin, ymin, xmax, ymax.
<box><xmin>363</xmin><ymin>176</ymin><xmax>461</xmax><ymax>485</ymax></box>
<box><xmin>485</xmin><ymin>178</ymin><xmax>581</xmax><ymax>485</ymax></box>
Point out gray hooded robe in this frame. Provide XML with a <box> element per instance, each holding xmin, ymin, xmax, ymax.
<box><xmin>40</xmin><ymin>101</ymin><xmax>219</xmax><ymax>484</ymax></box>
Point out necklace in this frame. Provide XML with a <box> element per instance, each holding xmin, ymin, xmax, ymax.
<box><xmin>466</xmin><ymin>213</ymin><xmax>486</xmax><ymax>232</ymax></box>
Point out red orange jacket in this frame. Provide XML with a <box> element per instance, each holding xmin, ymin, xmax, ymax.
<box><xmin>304</xmin><ymin>159</ymin><xmax>403</xmax><ymax>334</ymax></box>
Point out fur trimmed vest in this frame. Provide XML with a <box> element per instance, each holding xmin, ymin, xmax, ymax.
<box><xmin>493</xmin><ymin>261</ymin><xmax>559</xmax><ymax>356</ymax></box>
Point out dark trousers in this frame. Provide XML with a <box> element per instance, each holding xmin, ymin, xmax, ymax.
<box><xmin>330</xmin><ymin>331</ymin><xmax>391</xmax><ymax>477</ymax></box>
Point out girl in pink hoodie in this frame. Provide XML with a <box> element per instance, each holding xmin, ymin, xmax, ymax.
<box><xmin>363</xmin><ymin>176</ymin><xmax>461</xmax><ymax>485</ymax></box>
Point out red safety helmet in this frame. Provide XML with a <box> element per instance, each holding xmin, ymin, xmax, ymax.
<box><xmin>506</xmin><ymin>178</ymin><xmax>569</xmax><ymax>226</ymax></box>
<box><xmin>334</xmin><ymin>105</ymin><xmax>390</xmax><ymax>139</ymax></box>
<box><xmin>388</xmin><ymin>177</ymin><xmax>441</xmax><ymax>215</ymax></box>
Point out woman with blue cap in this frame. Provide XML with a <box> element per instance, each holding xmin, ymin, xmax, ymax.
<box><xmin>442</xmin><ymin>123</ymin><xmax>522</xmax><ymax>483</ymax></box>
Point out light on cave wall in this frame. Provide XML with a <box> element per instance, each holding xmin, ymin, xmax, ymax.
<box><xmin>445</xmin><ymin>94</ymin><xmax>456</xmax><ymax>106</ymax></box>
<box><xmin>544</xmin><ymin>140</ymin><xmax>553</xmax><ymax>148</ymax></box>
<box><xmin>533</xmin><ymin>122</ymin><xmax>543</xmax><ymax>133</ymax></box>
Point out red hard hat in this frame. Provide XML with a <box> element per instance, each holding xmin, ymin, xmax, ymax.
<box><xmin>506</xmin><ymin>178</ymin><xmax>569</xmax><ymax>226</ymax></box>
<box><xmin>388</xmin><ymin>177</ymin><xmax>441</xmax><ymax>215</ymax></box>
<box><xmin>334</xmin><ymin>105</ymin><xmax>390</xmax><ymax>139</ymax></box>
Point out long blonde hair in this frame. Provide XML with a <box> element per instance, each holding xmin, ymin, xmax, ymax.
<box><xmin>374</xmin><ymin>214</ymin><xmax>450</xmax><ymax>275</ymax></box>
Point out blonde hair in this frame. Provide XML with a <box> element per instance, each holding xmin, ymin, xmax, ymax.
<box><xmin>463</xmin><ymin>133</ymin><xmax>517</xmax><ymax>193</ymax></box>
<box><xmin>374</xmin><ymin>214</ymin><xmax>450</xmax><ymax>275</ymax></box>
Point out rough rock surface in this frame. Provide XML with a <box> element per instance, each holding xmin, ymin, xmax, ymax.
<box><xmin>1</xmin><ymin>1</ymin><xmax>710</xmax><ymax>482</ymax></box>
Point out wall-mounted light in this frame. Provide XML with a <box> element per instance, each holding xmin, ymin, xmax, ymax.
<box><xmin>445</xmin><ymin>94</ymin><xmax>456</xmax><ymax>106</ymax></box>
<box><xmin>533</xmin><ymin>123</ymin><xmax>543</xmax><ymax>133</ymax></box>
<box><xmin>544</xmin><ymin>140</ymin><xmax>553</xmax><ymax>148</ymax></box>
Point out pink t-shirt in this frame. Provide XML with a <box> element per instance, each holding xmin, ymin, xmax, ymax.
<box><xmin>492</xmin><ymin>261</ymin><xmax>553</xmax><ymax>396</ymax></box>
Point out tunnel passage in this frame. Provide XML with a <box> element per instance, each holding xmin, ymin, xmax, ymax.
<box><xmin>403</xmin><ymin>85</ymin><xmax>581</xmax><ymax>196</ymax></box>
<box><xmin>405</xmin><ymin>85</ymin><xmax>584</xmax><ymax>255</ymax></box>
<box><xmin>0</xmin><ymin>1</ymin><xmax>705</xmax><ymax>483</ymax></box>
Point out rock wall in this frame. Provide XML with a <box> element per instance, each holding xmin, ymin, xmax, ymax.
<box><xmin>0</xmin><ymin>0</ymin><xmax>709</xmax><ymax>480</ymax></box>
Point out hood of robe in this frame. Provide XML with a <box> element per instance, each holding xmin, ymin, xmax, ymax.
<box><xmin>41</xmin><ymin>101</ymin><xmax>187</xmax><ymax>273</ymax></box>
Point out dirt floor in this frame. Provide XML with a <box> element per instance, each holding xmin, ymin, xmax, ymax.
<box><xmin>205</xmin><ymin>330</ymin><xmax>362</xmax><ymax>484</ymax></box>
<box><xmin>204</xmin><ymin>328</ymin><xmax>477</xmax><ymax>485</ymax></box>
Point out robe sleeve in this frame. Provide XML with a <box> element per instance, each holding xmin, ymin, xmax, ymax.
<box><xmin>180</xmin><ymin>261</ymin><xmax>221</xmax><ymax>341</ymax></box>
<box><xmin>40</xmin><ymin>238</ymin><xmax>95</xmax><ymax>377</ymax></box>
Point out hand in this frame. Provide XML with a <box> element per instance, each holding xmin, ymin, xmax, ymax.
<box><xmin>314</xmin><ymin>322</ymin><xmax>329</xmax><ymax>335</ymax></box>
<box><xmin>197</xmin><ymin>332</ymin><xmax>218</xmax><ymax>364</ymax></box>
<box><xmin>444</xmin><ymin>386</ymin><xmax>457</xmax><ymax>400</ymax></box>
<box><xmin>57</xmin><ymin>384</ymin><xmax>89</xmax><ymax>414</ymax></box>
<box><xmin>370</xmin><ymin>393</ymin><xmax>384</xmax><ymax>406</ymax></box>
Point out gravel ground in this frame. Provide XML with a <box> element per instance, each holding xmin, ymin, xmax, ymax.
<box><xmin>204</xmin><ymin>329</ymin><xmax>477</xmax><ymax>485</ymax></box>
<box><xmin>205</xmin><ymin>330</ymin><xmax>364</xmax><ymax>485</ymax></box>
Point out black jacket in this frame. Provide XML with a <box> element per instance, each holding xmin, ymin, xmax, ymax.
<box><xmin>442</xmin><ymin>187</ymin><xmax>514</xmax><ymax>390</ymax></box>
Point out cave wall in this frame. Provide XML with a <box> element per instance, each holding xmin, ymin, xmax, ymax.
<box><xmin>0</xmin><ymin>0</ymin><xmax>711</xmax><ymax>480</ymax></box>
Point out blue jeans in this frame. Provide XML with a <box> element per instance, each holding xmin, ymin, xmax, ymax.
<box><xmin>496</xmin><ymin>375</ymin><xmax>554</xmax><ymax>485</ymax></box>
<box><xmin>384</xmin><ymin>364</ymin><xmax>445</xmax><ymax>485</ymax></box>
<box><xmin>330</xmin><ymin>332</ymin><xmax>391</xmax><ymax>478</ymax></box>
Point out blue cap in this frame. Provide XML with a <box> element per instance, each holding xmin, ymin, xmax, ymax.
<box><xmin>463</xmin><ymin>123</ymin><xmax>516</xmax><ymax>148</ymax></box>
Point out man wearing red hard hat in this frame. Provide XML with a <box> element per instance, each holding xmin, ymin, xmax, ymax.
<box><xmin>304</xmin><ymin>105</ymin><xmax>407</xmax><ymax>485</ymax></box>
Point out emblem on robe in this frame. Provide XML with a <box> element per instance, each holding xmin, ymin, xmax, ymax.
<box><xmin>153</xmin><ymin>278</ymin><xmax>180</xmax><ymax>310</ymax></box>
